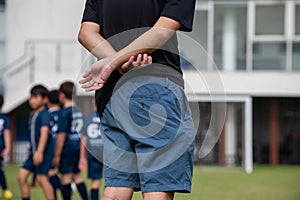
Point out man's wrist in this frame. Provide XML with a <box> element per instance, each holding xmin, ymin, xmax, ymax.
<box><xmin>108</xmin><ymin>52</ymin><xmax>122</xmax><ymax>70</ymax></box>
<box><xmin>36</xmin><ymin>150</ymin><xmax>43</xmax><ymax>154</ymax></box>
<box><xmin>54</xmin><ymin>154</ymin><xmax>60</xmax><ymax>158</ymax></box>
<box><xmin>80</xmin><ymin>157</ymin><xmax>86</xmax><ymax>161</ymax></box>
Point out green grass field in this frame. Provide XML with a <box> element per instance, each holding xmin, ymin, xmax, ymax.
<box><xmin>2</xmin><ymin>165</ymin><xmax>300</xmax><ymax>200</ymax></box>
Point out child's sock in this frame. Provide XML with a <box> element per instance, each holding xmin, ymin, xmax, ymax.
<box><xmin>49</xmin><ymin>175</ymin><xmax>62</xmax><ymax>199</ymax></box>
<box><xmin>0</xmin><ymin>169</ymin><xmax>7</xmax><ymax>190</ymax></box>
<box><xmin>62</xmin><ymin>183</ymin><xmax>72</xmax><ymax>200</ymax></box>
<box><xmin>76</xmin><ymin>182</ymin><xmax>88</xmax><ymax>200</ymax></box>
<box><xmin>91</xmin><ymin>189</ymin><xmax>99</xmax><ymax>200</ymax></box>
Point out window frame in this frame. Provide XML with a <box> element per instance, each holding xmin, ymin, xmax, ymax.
<box><xmin>295</xmin><ymin>2</ymin><xmax>300</xmax><ymax>39</ymax></box>
<box><xmin>202</xmin><ymin>0</ymin><xmax>300</xmax><ymax>72</ymax></box>
<box><xmin>208</xmin><ymin>1</ymin><xmax>247</xmax><ymax>71</ymax></box>
<box><xmin>247</xmin><ymin>1</ymin><xmax>297</xmax><ymax>71</ymax></box>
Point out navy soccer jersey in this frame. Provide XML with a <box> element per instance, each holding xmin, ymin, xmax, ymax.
<box><xmin>83</xmin><ymin>111</ymin><xmax>103</xmax><ymax>160</ymax></box>
<box><xmin>49</xmin><ymin>108</ymin><xmax>61</xmax><ymax>140</ymax></box>
<box><xmin>58</xmin><ymin>106</ymin><xmax>84</xmax><ymax>149</ymax></box>
<box><xmin>0</xmin><ymin>114</ymin><xmax>10</xmax><ymax>152</ymax></box>
<box><xmin>29</xmin><ymin>109</ymin><xmax>52</xmax><ymax>153</ymax></box>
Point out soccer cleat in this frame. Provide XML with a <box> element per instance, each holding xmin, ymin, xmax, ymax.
<box><xmin>4</xmin><ymin>189</ymin><xmax>13</xmax><ymax>200</ymax></box>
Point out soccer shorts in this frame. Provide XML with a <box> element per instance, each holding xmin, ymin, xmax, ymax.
<box><xmin>87</xmin><ymin>152</ymin><xmax>103</xmax><ymax>180</ymax></box>
<box><xmin>22</xmin><ymin>150</ymin><xmax>53</xmax><ymax>175</ymax></box>
<box><xmin>59</xmin><ymin>146</ymin><xmax>80</xmax><ymax>174</ymax></box>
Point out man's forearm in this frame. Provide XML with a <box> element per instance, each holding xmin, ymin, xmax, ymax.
<box><xmin>78</xmin><ymin>22</ymin><xmax>116</xmax><ymax>59</ymax></box>
<box><xmin>112</xmin><ymin>17</ymin><xmax>180</xmax><ymax>69</ymax></box>
<box><xmin>79</xmin><ymin>17</ymin><xmax>179</xmax><ymax>69</ymax></box>
<box><xmin>36</xmin><ymin>126</ymin><xmax>49</xmax><ymax>153</ymax></box>
<box><xmin>54</xmin><ymin>133</ymin><xmax>66</xmax><ymax>157</ymax></box>
<box><xmin>79</xmin><ymin>17</ymin><xmax>180</xmax><ymax>91</ymax></box>
<box><xmin>3</xmin><ymin>130</ymin><xmax>11</xmax><ymax>152</ymax></box>
<box><xmin>80</xmin><ymin>136</ymin><xmax>88</xmax><ymax>159</ymax></box>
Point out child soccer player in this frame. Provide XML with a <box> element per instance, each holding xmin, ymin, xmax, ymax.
<box><xmin>46</xmin><ymin>90</ymin><xmax>63</xmax><ymax>199</ymax></box>
<box><xmin>17</xmin><ymin>85</ymin><xmax>55</xmax><ymax>200</ymax></box>
<box><xmin>0</xmin><ymin>95</ymin><xmax>13</xmax><ymax>200</ymax></box>
<box><xmin>79</xmin><ymin>104</ymin><xmax>103</xmax><ymax>200</ymax></box>
<box><xmin>52</xmin><ymin>81</ymin><xmax>88</xmax><ymax>200</ymax></box>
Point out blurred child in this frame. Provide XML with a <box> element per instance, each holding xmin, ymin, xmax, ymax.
<box><xmin>0</xmin><ymin>95</ymin><xmax>13</xmax><ymax>200</ymax></box>
<box><xmin>52</xmin><ymin>81</ymin><xmax>88</xmax><ymax>200</ymax></box>
<box><xmin>17</xmin><ymin>85</ymin><xmax>55</xmax><ymax>200</ymax></box>
<box><xmin>79</xmin><ymin>103</ymin><xmax>103</xmax><ymax>200</ymax></box>
<box><xmin>46</xmin><ymin>90</ymin><xmax>63</xmax><ymax>199</ymax></box>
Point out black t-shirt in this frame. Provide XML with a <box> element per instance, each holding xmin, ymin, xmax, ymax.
<box><xmin>81</xmin><ymin>0</ymin><xmax>196</xmax><ymax>116</ymax></box>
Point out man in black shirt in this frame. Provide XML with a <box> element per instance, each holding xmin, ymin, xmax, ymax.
<box><xmin>78</xmin><ymin>0</ymin><xmax>196</xmax><ymax>199</ymax></box>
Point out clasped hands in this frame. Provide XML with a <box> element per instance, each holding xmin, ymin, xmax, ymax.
<box><xmin>79</xmin><ymin>53</ymin><xmax>152</xmax><ymax>92</ymax></box>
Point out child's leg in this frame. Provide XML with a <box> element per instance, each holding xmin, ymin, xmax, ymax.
<box><xmin>48</xmin><ymin>169</ymin><xmax>62</xmax><ymax>199</ymax></box>
<box><xmin>90</xmin><ymin>179</ymin><xmax>101</xmax><ymax>200</ymax></box>
<box><xmin>17</xmin><ymin>168</ymin><xmax>31</xmax><ymax>199</ymax></box>
<box><xmin>61</xmin><ymin>173</ymin><xmax>73</xmax><ymax>200</ymax></box>
<box><xmin>73</xmin><ymin>173</ymin><xmax>88</xmax><ymax>200</ymax></box>
<box><xmin>0</xmin><ymin>167</ymin><xmax>8</xmax><ymax>190</ymax></box>
<box><xmin>36</xmin><ymin>174</ymin><xmax>55</xmax><ymax>200</ymax></box>
<box><xmin>87</xmin><ymin>153</ymin><xmax>103</xmax><ymax>200</ymax></box>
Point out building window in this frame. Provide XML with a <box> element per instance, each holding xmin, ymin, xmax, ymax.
<box><xmin>187</xmin><ymin>10</ymin><xmax>208</xmax><ymax>50</ymax></box>
<box><xmin>255</xmin><ymin>5</ymin><xmax>285</xmax><ymax>35</ymax></box>
<box><xmin>0</xmin><ymin>41</ymin><xmax>4</xmax><ymax>67</ymax></box>
<box><xmin>182</xmin><ymin>7</ymin><xmax>209</xmax><ymax>71</ymax></box>
<box><xmin>293</xmin><ymin>43</ymin><xmax>300</xmax><ymax>70</ymax></box>
<box><xmin>253</xmin><ymin>42</ymin><xmax>286</xmax><ymax>70</ymax></box>
<box><xmin>196</xmin><ymin>1</ymin><xmax>300</xmax><ymax>72</ymax></box>
<box><xmin>296</xmin><ymin>5</ymin><xmax>300</xmax><ymax>35</ymax></box>
<box><xmin>250</xmin><ymin>2</ymin><xmax>296</xmax><ymax>71</ymax></box>
<box><xmin>214</xmin><ymin>4</ymin><xmax>247</xmax><ymax>71</ymax></box>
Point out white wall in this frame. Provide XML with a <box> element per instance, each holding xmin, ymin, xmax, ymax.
<box><xmin>0</xmin><ymin>5</ymin><xmax>5</xmax><ymax>70</ymax></box>
<box><xmin>5</xmin><ymin>0</ymin><xmax>85</xmax><ymax>64</ymax></box>
<box><xmin>0</xmin><ymin>6</ymin><xmax>4</xmax><ymax>40</ymax></box>
<box><xmin>2</xmin><ymin>0</ymin><xmax>92</xmax><ymax>112</ymax></box>
<box><xmin>184</xmin><ymin>71</ymin><xmax>300</xmax><ymax>97</ymax></box>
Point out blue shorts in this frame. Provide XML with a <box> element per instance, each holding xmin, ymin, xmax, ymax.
<box><xmin>87</xmin><ymin>153</ymin><xmax>103</xmax><ymax>180</ymax></box>
<box><xmin>22</xmin><ymin>151</ymin><xmax>53</xmax><ymax>175</ymax></box>
<box><xmin>100</xmin><ymin>72</ymin><xmax>195</xmax><ymax>193</ymax></box>
<box><xmin>59</xmin><ymin>146</ymin><xmax>80</xmax><ymax>174</ymax></box>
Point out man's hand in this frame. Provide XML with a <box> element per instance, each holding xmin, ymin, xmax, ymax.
<box><xmin>79</xmin><ymin>157</ymin><xmax>88</xmax><ymax>171</ymax></box>
<box><xmin>33</xmin><ymin>151</ymin><xmax>43</xmax><ymax>165</ymax></box>
<box><xmin>79</xmin><ymin>53</ymin><xmax>152</xmax><ymax>92</ymax></box>
<box><xmin>79</xmin><ymin>56</ymin><xmax>114</xmax><ymax>92</ymax></box>
<box><xmin>1</xmin><ymin>148</ymin><xmax>9</xmax><ymax>158</ymax></box>
<box><xmin>52</xmin><ymin>155</ymin><xmax>60</xmax><ymax>167</ymax></box>
<box><xmin>121</xmin><ymin>53</ymin><xmax>152</xmax><ymax>72</ymax></box>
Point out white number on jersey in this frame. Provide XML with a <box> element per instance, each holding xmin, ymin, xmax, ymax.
<box><xmin>71</xmin><ymin>118</ymin><xmax>84</xmax><ymax>133</ymax></box>
<box><xmin>87</xmin><ymin>123</ymin><xmax>101</xmax><ymax>139</ymax></box>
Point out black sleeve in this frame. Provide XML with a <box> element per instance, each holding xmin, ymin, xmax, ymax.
<box><xmin>160</xmin><ymin>0</ymin><xmax>196</xmax><ymax>32</ymax></box>
<box><xmin>81</xmin><ymin>0</ymin><xmax>100</xmax><ymax>24</ymax></box>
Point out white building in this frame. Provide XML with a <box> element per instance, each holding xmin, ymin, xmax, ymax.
<box><xmin>1</xmin><ymin>0</ymin><xmax>300</xmax><ymax>172</ymax></box>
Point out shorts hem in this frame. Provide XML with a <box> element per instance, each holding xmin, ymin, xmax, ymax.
<box><xmin>141</xmin><ymin>184</ymin><xmax>191</xmax><ymax>193</ymax></box>
<box><xmin>21</xmin><ymin>166</ymin><xmax>49</xmax><ymax>175</ymax></box>
<box><xmin>88</xmin><ymin>175</ymin><xmax>103</xmax><ymax>180</ymax></box>
<box><xmin>105</xmin><ymin>180</ymin><xmax>140</xmax><ymax>190</ymax></box>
